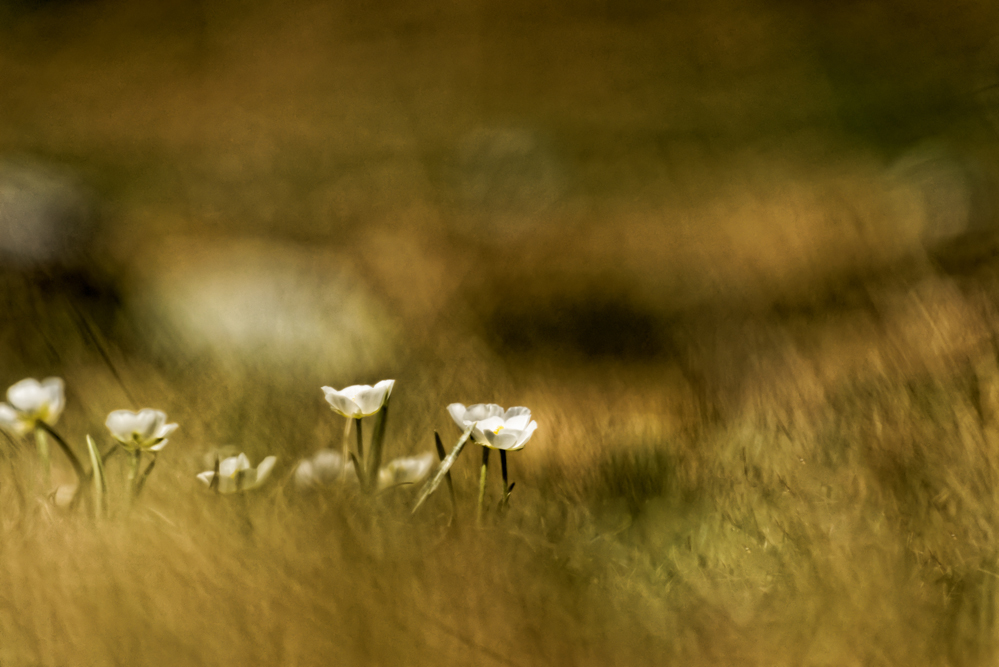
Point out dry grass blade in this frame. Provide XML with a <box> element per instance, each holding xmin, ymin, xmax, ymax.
<box><xmin>85</xmin><ymin>435</ymin><xmax>106</xmax><ymax>518</ymax></box>
<box><xmin>412</xmin><ymin>425</ymin><xmax>473</xmax><ymax>514</ymax></box>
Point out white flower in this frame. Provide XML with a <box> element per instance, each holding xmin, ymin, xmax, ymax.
<box><xmin>197</xmin><ymin>453</ymin><xmax>277</xmax><ymax>494</ymax></box>
<box><xmin>293</xmin><ymin>449</ymin><xmax>356</xmax><ymax>489</ymax></box>
<box><xmin>377</xmin><ymin>452</ymin><xmax>435</xmax><ymax>491</ymax></box>
<box><xmin>0</xmin><ymin>377</ymin><xmax>65</xmax><ymax>435</ymax></box>
<box><xmin>105</xmin><ymin>409</ymin><xmax>178</xmax><ymax>452</ymax></box>
<box><xmin>321</xmin><ymin>380</ymin><xmax>395</xmax><ymax>418</ymax></box>
<box><xmin>447</xmin><ymin>403</ymin><xmax>538</xmax><ymax>451</ymax></box>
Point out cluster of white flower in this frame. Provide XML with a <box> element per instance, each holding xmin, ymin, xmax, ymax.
<box><xmin>304</xmin><ymin>379</ymin><xmax>538</xmax><ymax>520</ymax></box>
<box><xmin>0</xmin><ymin>374</ymin><xmax>539</xmax><ymax>520</ymax></box>
<box><xmin>0</xmin><ymin>376</ymin><xmax>181</xmax><ymax>510</ymax></box>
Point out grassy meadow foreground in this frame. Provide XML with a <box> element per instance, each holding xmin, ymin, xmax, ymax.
<box><xmin>3</xmin><ymin>256</ymin><xmax>999</xmax><ymax>666</ymax></box>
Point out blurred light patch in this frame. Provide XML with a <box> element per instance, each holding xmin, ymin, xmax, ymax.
<box><xmin>121</xmin><ymin>236</ymin><xmax>398</xmax><ymax>376</ymax></box>
<box><xmin>0</xmin><ymin>157</ymin><xmax>93</xmax><ymax>267</ymax></box>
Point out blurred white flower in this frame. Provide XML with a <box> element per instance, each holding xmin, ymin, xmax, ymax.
<box><xmin>105</xmin><ymin>409</ymin><xmax>178</xmax><ymax>452</ymax></box>
<box><xmin>293</xmin><ymin>449</ymin><xmax>356</xmax><ymax>489</ymax></box>
<box><xmin>294</xmin><ymin>449</ymin><xmax>433</xmax><ymax>492</ymax></box>
<box><xmin>321</xmin><ymin>380</ymin><xmax>395</xmax><ymax>418</ymax></box>
<box><xmin>197</xmin><ymin>453</ymin><xmax>277</xmax><ymax>494</ymax></box>
<box><xmin>0</xmin><ymin>377</ymin><xmax>65</xmax><ymax>435</ymax></box>
<box><xmin>377</xmin><ymin>452</ymin><xmax>435</xmax><ymax>491</ymax></box>
<box><xmin>447</xmin><ymin>403</ymin><xmax>538</xmax><ymax>451</ymax></box>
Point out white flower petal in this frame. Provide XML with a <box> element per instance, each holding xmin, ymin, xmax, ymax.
<box><xmin>7</xmin><ymin>378</ymin><xmax>47</xmax><ymax>413</ymax></box>
<box><xmin>465</xmin><ymin>403</ymin><xmax>504</xmax><ymax>422</ymax></box>
<box><xmin>294</xmin><ymin>460</ymin><xmax>317</xmax><ymax>489</ymax></box>
<box><xmin>253</xmin><ymin>456</ymin><xmax>277</xmax><ymax>486</ymax></box>
<box><xmin>503</xmin><ymin>406</ymin><xmax>531</xmax><ymax>421</ymax></box>
<box><xmin>374</xmin><ymin>379</ymin><xmax>395</xmax><ymax>401</ymax></box>
<box><xmin>311</xmin><ymin>450</ymin><xmax>346</xmax><ymax>483</ymax></box>
<box><xmin>105</xmin><ymin>410</ymin><xmax>140</xmax><ymax>441</ymax></box>
<box><xmin>134</xmin><ymin>409</ymin><xmax>164</xmax><ymax>441</ymax></box>
<box><xmin>40</xmin><ymin>378</ymin><xmax>65</xmax><ymax>423</ymax></box>
<box><xmin>322</xmin><ymin>387</ymin><xmax>362</xmax><ymax>418</ymax></box>
<box><xmin>155</xmin><ymin>422</ymin><xmax>179</xmax><ymax>440</ymax></box>
<box><xmin>149</xmin><ymin>439</ymin><xmax>169</xmax><ymax>452</ymax></box>
<box><xmin>202</xmin><ymin>453</ymin><xmax>275</xmax><ymax>493</ymax></box>
<box><xmin>218</xmin><ymin>455</ymin><xmax>242</xmax><ymax>478</ymax></box>
<box><xmin>106</xmin><ymin>408</ymin><xmax>177</xmax><ymax>450</ymax></box>
<box><xmin>514</xmin><ymin>421</ymin><xmax>538</xmax><ymax>449</ymax></box>
<box><xmin>482</xmin><ymin>429</ymin><xmax>521</xmax><ymax>450</ymax></box>
<box><xmin>447</xmin><ymin>403</ymin><xmax>469</xmax><ymax>428</ymax></box>
<box><xmin>378</xmin><ymin>452</ymin><xmax>435</xmax><ymax>490</ymax></box>
<box><xmin>352</xmin><ymin>387</ymin><xmax>386</xmax><ymax>417</ymax></box>
<box><xmin>0</xmin><ymin>403</ymin><xmax>29</xmax><ymax>435</ymax></box>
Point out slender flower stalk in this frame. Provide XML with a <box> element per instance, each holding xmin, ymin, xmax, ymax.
<box><xmin>366</xmin><ymin>401</ymin><xmax>390</xmax><ymax>489</ymax></box>
<box><xmin>477</xmin><ymin>446</ymin><xmax>490</xmax><ymax>525</ymax></box>
<box><xmin>34</xmin><ymin>429</ymin><xmax>50</xmax><ymax>483</ymax></box>
<box><xmin>500</xmin><ymin>450</ymin><xmax>509</xmax><ymax>507</ymax></box>
<box><xmin>135</xmin><ymin>453</ymin><xmax>158</xmax><ymax>496</ymax></box>
<box><xmin>354</xmin><ymin>418</ymin><xmax>364</xmax><ymax>460</ymax></box>
<box><xmin>127</xmin><ymin>449</ymin><xmax>142</xmax><ymax>501</ymax></box>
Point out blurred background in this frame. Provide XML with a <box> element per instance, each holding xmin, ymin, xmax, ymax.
<box><xmin>6</xmin><ymin>1</ymin><xmax>999</xmax><ymax>664</ymax></box>
<box><xmin>5</xmin><ymin>0</ymin><xmax>999</xmax><ymax>436</ymax></box>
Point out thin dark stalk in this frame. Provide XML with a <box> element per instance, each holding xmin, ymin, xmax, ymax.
<box><xmin>209</xmin><ymin>455</ymin><xmax>220</xmax><ymax>492</ymax></box>
<box><xmin>500</xmin><ymin>450</ymin><xmax>509</xmax><ymax>507</ymax></box>
<box><xmin>354</xmin><ymin>418</ymin><xmax>364</xmax><ymax>461</ymax></box>
<box><xmin>435</xmin><ymin>431</ymin><xmax>458</xmax><ymax>523</ymax></box>
<box><xmin>367</xmin><ymin>404</ymin><xmax>390</xmax><ymax>487</ymax></box>
<box><xmin>477</xmin><ymin>446</ymin><xmax>490</xmax><ymax>526</ymax></box>
<box><xmin>135</xmin><ymin>453</ymin><xmax>158</xmax><ymax>496</ymax></box>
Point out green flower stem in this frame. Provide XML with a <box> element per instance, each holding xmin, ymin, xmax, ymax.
<box><xmin>127</xmin><ymin>449</ymin><xmax>142</xmax><ymax>500</ymax></box>
<box><xmin>354</xmin><ymin>418</ymin><xmax>364</xmax><ymax>462</ymax></box>
<box><xmin>348</xmin><ymin>451</ymin><xmax>367</xmax><ymax>490</ymax></box>
<box><xmin>34</xmin><ymin>428</ymin><xmax>50</xmax><ymax>483</ymax></box>
<box><xmin>500</xmin><ymin>450</ymin><xmax>509</xmax><ymax>507</ymax></box>
<box><xmin>340</xmin><ymin>417</ymin><xmax>352</xmax><ymax>484</ymax></box>
<box><xmin>366</xmin><ymin>403</ymin><xmax>389</xmax><ymax>489</ymax></box>
<box><xmin>477</xmin><ymin>446</ymin><xmax>490</xmax><ymax>526</ymax></box>
<box><xmin>86</xmin><ymin>435</ymin><xmax>107</xmax><ymax>519</ymax></box>
<box><xmin>35</xmin><ymin>421</ymin><xmax>86</xmax><ymax>483</ymax></box>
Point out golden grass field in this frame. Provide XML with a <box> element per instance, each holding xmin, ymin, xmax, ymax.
<box><xmin>5</xmin><ymin>0</ymin><xmax>999</xmax><ymax>664</ymax></box>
